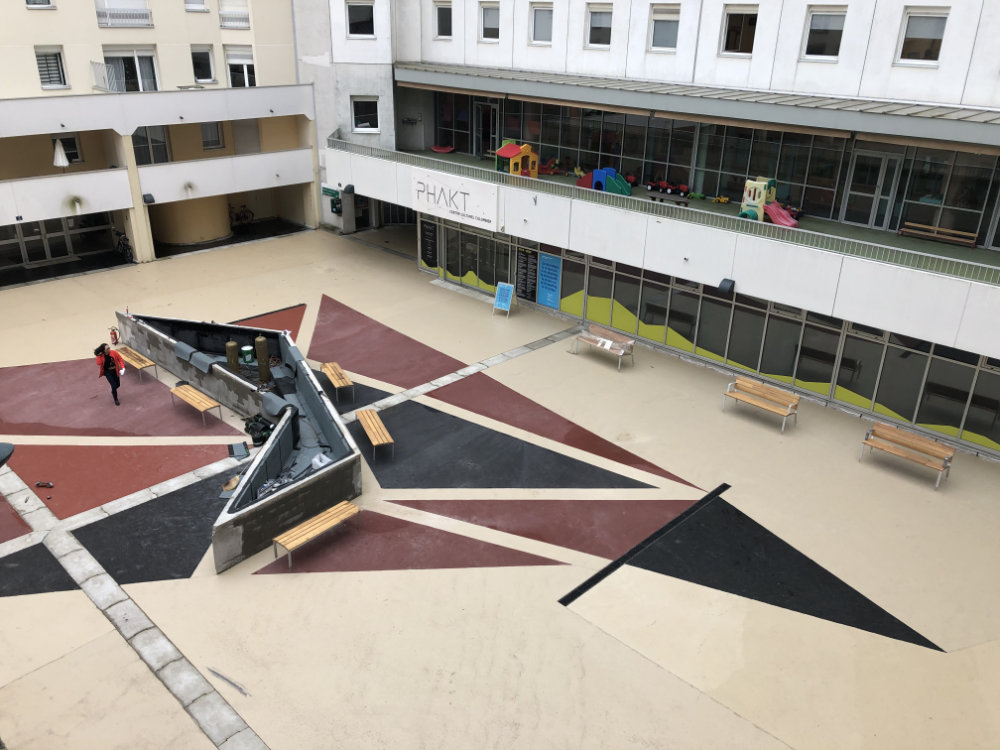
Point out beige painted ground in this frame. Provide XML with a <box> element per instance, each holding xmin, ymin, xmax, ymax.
<box><xmin>0</xmin><ymin>591</ymin><xmax>213</xmax><ymax>749</ymax></box>
<box><xmin>2</xmin><ymin>227</ymin><xmax>999</xmax><ymax>749</ymax></box>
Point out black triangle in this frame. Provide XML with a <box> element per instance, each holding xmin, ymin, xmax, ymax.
<box><xmin>625</xmin><ymin>490</ymin><xmax>940</xmax><ymax>650</ymax></box>
<box><xmin>348</xmin><ymin>399</ymin><xmax>652</xmax><ymax>490</ymax></box>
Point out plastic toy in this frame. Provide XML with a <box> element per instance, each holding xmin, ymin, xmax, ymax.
<box><xmin>572</xmin><ymin>166</ymin><xmax>586</xmax><ymax>178</ymax></box>
<box><xmin>738</xmin><ymin>177</ymin><xmax>798</xmax><ymax>227</ymax></box>
<box><xmin>712</xmin><ymin>196</ymin><xmax>730</xmax><ymax>204</ymax></box>
<box><xmin>495</xmin><ymin>141</ymin><xmax>539</xmax><ymax>178</ymax></box>
<box><xmin>646</xmin><ymin>178</ymin><xmax>689</xmax><ymax>196</ymax></box>
<box><xmin>576</xmin><ymin>167</ymin><xmax>632</xmax><ymax>196</ymax></box>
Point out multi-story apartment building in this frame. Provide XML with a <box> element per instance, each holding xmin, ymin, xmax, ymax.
<box><xmin>0</xmin><ymin>0</ymin><xmax>319</xmax><ymax>271</ymax></box>
<box><xmin>304</xmin><ymin>0</ymin><xmax>1000</xmax><ymax>458</ymax></box>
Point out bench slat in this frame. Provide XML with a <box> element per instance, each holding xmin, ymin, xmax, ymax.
<box><xmin>273</xmin><ymin>501</ymin><xmax>361</xmax><ymax>566</ymax></box>
<box><xmin>116</xmin><ymin>345</ymin><xmax>155</xmax><ymax>369</ymax></box>
<box><xmin>724</xmin><ymin>390</ymin><xmax>794</xmax><ymax>416</ymax></box>
<box><xmin>860</xmin><ymin>422</ymin><xmax>954</xmax><ymax>488</ymax></box>
<box><xmin>321</xmin><ymin>361</ymin><xmax>353</xmax><ymax>389</ymax></box>
<box><xmin>170</xmin><ymin>385</ymin><xmax>220</xmax><ymax>412</ymax></box>
<box><xmin>357</xmin><ymin>410</ymin><xmax>393</xmax><ymax>446</ymax></box>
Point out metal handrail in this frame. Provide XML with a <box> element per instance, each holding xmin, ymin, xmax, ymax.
<box><xmin>327</xmin><ymin>138</ymin><xmax>1000</xmax><ymax>286</ymax></box>
<box><xmin>96</xmin><ymin>7</ymin><xmax>153</xmax><ymax>27</ymax></box>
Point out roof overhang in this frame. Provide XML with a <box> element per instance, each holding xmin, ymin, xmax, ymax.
<box><xmin>395</xmin><ymin>62</ymin><xmax>1000</xmax><ymax>152</ymax></box>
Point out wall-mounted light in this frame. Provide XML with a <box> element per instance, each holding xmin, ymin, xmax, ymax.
<box><xmin>142</xmin><ymin>193</ymin><xmax>155</xmax><ymax>204</ymax></box>
<box><xmin>719</xmin><ymin>278</ymin><xmax>735</xmax><ymax>295</ymax></box>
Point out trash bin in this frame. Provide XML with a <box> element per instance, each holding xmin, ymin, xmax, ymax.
<box><xmin>240</xmin><ymin>345</ymin><xmax>254</xmax><ymax>364</ymax></box>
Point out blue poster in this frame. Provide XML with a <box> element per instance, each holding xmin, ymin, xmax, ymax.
<box><xmin>537</xmin><ymin>253</ymin><xmax>561</xmax><ymax>310</ymax></box>
<box><xmin>493</xmin><ymin>282</ymin><xmax>514</xmax><ymax>315</ymax></box>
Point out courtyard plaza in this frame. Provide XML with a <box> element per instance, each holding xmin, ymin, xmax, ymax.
<box><xmin>0</xmin><ymin>227</ymin><xmax>998</xmax><ymax>749</ymax></box>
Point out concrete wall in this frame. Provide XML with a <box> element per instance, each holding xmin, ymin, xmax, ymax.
<box><xmin>148</xmin><ymin>194</ymin><xmax>230</xmax><ymax>244</ymax></box>
<box><xmin>212</xmin><ymin>451</ymin><xmax>361</xmax><ymax>572</ymax></box>
<box><xmin>0</xmin><ymin>0</ymin><xmax>296</xmax><ymax>99</ymax></box>
<box><xmin>327</xmin><ymin>146</ymin><xmax>1000</xmax><ymax>360</ymax></box>
<box><xmin>404</xmin><ymin>0</ymin><xmax>1000</xmax><ymax>109</ymax></box>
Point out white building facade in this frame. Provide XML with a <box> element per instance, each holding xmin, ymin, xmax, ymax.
<box><xmin>0</xmin><ymin>0</ymin><xmax>320</xmax><ymax>269</ymax></box>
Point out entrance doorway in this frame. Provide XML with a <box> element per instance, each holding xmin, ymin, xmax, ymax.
<box><xmin>473</xmin><ymin>102</ymin><xmax>498</xmax><ymax>158</ymax></box>
<box><xmin>841</xmin><ymin>151</ymin><xmax>902</xmax><ymax>229</ymax></box>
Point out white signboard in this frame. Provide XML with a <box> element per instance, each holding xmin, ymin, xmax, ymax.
<box><xmin>411</xmin><ymin>170</ymin><xmax>497</xmax><ymax>230</ymax></box>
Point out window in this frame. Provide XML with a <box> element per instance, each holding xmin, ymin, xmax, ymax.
<box><xmin>191</xmin><ymin>46</ymin><xmax>214</xmax><ymax>83</ymax></box>
<box><xmin>132</xmin><ymin>125</ymin><xmax>169</xmax><ymax>165</ymax></box>
<box><xmin>352</xmin><ymin>97</ymin><xmax>379</xmax><ymax>132</ymax></box>
<box><xmin>480</xmin><ymin>3</ymin><xmax>499</xmax><ymax>41</ymax></box>
<box><xmin>531</xmin><ymin>4</ymin><xmax>553</xmax><ymax>44</ymax></box>
<box><xmin>104</xmin><ymin>49</ymin><xmax>158</xmax><ymax>92</ymax></box>
<box><xmin>898</xmin><ymin>10</ymin><xmax>947</xmax><ymax>63</ymax></box>
<box><xmin>27</xmin><ymin>0</ymin><xmax>55</xmax><ymax>7</ymax></box>
<box><xmin>201</xmin><ymin>123</ymin><xmax>223</xmax><ymax>150</ymax></box>
<box><xmin>436</xmin><ymin>3</ymin><xmax>452</xmax><ymax>38</ymax></box>
<box><xmin>346</xmin><ymin>2</ymin><xmax>375</xmax><ymax>37</ymax></box>
<box><xmin>587</xmin><ymin>4</ymin><xmax>612</xmax><ymax>47</ymax></box>
<box><xmin>35</xmin><ymin>48</ymin><xmax>66</xmax><ymax>88</ymax></box>
<box><xmin>722</xmin><ymin>6</ymin><xmax>757</xmax><ymax>54</ymax></box>
<box><xmin>52</xmin><ymin>135</ymin><xmax>82</xmax><ymax>164</ymax></box>
<box><xmin>803</xmin><ymin>8</ymin><xmax>845</xmax><ymax>58</ymax></box>
<box><xmin>225</xmin><ymin>46</ymin><xmax>255</xmax><ymax>87</ymax></box>
<box><xmin>649</xmin><ymin>5</ymin><xmax>680</xmax><ymax>51</ymax></box>
<box><xmin>185</xmin><ymin>1</ymin><xmax>207</xmax><ymax>9</ymax></box>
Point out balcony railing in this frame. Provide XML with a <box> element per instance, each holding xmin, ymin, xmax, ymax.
<box><xmin>219</xmin><ymin>9</ymin><xmax>250</xmax><ymax>28</ymax></box>
<box><xmin>96</xmin><ymin>7</ymin><xmax>153</xmax><ymax>27</ymax></box>
<box><xmin>327</xmin><ymin>138</ymin><xmax>1000</xmax><ymax>287</ymax></box>
<box><xmin>91</xmin><ymin>61</ymin><xmax>124</xmax><ymax>92</ymax></box>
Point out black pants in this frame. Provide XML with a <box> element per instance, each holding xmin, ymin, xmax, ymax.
<box><xmin>104</xmin><ymin>370</ymin><xmax>120</xmax><ymax>401</ymax></box>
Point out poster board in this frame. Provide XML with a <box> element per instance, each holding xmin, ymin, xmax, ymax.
<box><xmin>493</xmin><ymin>282</ymin><xmax>515</xmax><ymax>318</ymax></box>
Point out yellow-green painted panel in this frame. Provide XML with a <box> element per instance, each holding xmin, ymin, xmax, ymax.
<box><xmin>695</xmin><ymin>347</ymin><xmax>725</xmax><ymax>363</ymax></box>
<box><xmin>586</xmin><ymin>296</ymin><xmax>612</xmax><ymax>325</ymax></box>
<box><xmin>461</xmin><ymin>270</ymin><xmax>480</xmax><ymax>286</ymax></box>
<box><xmin>637</xmin><ymin>321</ymin><xmax>666</xmax><ymax>343</ymax></box>
<box><xmin>760</xmin><ymin>373</ymin><xmax>793</xmax><ymax>385</ymax></box>
<box><xmin>916</xmin><ymin>423</ymin><xmax>960</xmax><ymax>438</ymax></box>
<box><xmin>444</xmin><ymin>270</ymin><xmax>461</xmax><ymax>282</ymax></box>
<box><xmin>479</xmin><ymin>280</ymin><xmax>497</xmax><ymax>294</ymax></box>
<box><xmin>873</xmin><ymin>402</ymin><xmax>909</xmax><ymax>421</ymax></box>
<box><xmin>834</xmin><ymin>385</ymin><xmax>874</xmax><ymax>410</ymax></box>
<box><xmin>561</xmin><ymin>289</ymin><xmax>585</xmax><ymax>317</ymax></box>
<box><xmin>961</xmin><ymin>430</ymin><xmax>1000</xmax><ymax>452</ymax></box>
<box><xmin>666</xmin><ymin>328</ymin><xmax>694</xmax><ymax>353</ymax></box>
<box><xmin>610</xmin><ymin>301</ymin><xmax>638</xmax><ymax>334</ymax></box>
<box><xmin>795</xmin><ymin>379</ymin><xmax>831</xmax><ymax>397</ymax></box>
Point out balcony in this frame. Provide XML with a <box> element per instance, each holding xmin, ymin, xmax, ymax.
<box><xmin>96</xmin><ymin>7</ymin><xmax>153</xmax><ymax>27</ymax></box>
<box><xmin>137</xmin><ymin>149</ymin><xmax>314</xmax><ymax>204</ymax></box>
<box><xmin>326</xmin><ymin>138</ymin><xmax>1000</xmax><ymax>360</ymax></box>
<box><xmin>219</xmin><ymin>8</ymin><xmax>250</xmax><ymax>29</ymax></box>
<box><xmin>0</xmin><ymin>170</ymin><xmax>132</xmax><ymax>225</ymax></box>
<box><xmin>327</xmin><ymin>139</ymin><xmax>1000</xmax><ymax>287</ymax></box>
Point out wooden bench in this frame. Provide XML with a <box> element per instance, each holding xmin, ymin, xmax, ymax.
<box><xmin>898</xmin><ymin>221</ymin><xmax>977</xmax><ymax>248</ymax></box>
<box><xmin>356</xmin><ymin>409</ymin><xmax>394</xmax><ymax>462</ymax></box>
<box><xmin>321</xmin><ymin>361</ymin><xmax>354</xmax><ymax>403</ymax></box>
<box><xmin>273</xmin><ymin>500</ymin><xmax>360</xmax><ymax>568</ymax></box>
<box><xmin>169</xmin><ymin>384</ymin><xmax>223</xmax><ymax>426</ymax></box>
<box><xmin>722</xmin><ymin>376</ymin><xmax>800</xmax><ymax>433</ymax></box>
<box><xmin>859</xmin><ymin>422</ymin><xmax>955</xmax><ymax>489</ymax></box>
<box><xmin>116</xmin><ymin>345</ymin><xmax>158</xmax><ymax>383</ymax></box>
<box><xmin>572</xmin><ymin>324</ymin><xmax>635</xmax><ymax>371</ymax></box>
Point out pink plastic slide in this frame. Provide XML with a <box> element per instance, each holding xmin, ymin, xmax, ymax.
<box><xmin>763</xmin><ymin>202</ymin><xmax>799</xmax><ymax>227</ymax></box>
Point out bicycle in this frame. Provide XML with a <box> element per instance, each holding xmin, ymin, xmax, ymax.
<box><xmin>229</xmin><ymin>203</ymin><xmax>255</xmax><ymax>227</ymax></box>
<box><xmin>113</xmin><ymin>229</ymin><xmax>134</xmax><ymax>262</ymax></box>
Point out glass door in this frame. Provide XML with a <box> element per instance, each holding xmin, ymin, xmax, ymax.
<box><xmin>473</xmin><ymin>102</ymin><xmax>498</xmax><ymax>158</ymax></box>
<box><xmin>841</xmin><ymin>151</ymin><xmax>902</xmax><ymax>229</ymax></box>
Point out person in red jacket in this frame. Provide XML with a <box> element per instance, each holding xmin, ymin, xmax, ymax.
<box><xmin>94</xmin><ymin>343</ymin><xmax>126</xmax><ymax>406</ymax></box>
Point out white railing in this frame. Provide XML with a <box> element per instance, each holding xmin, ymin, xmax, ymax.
<box><xmin>91</xmin><ymin>61</ymin><xmax>125</xmax><ymax>92</ymax></box>
<box><xmin>219</xmin><ymin>9</ymin><xmax>250</xmax><ymax>28</ymax></box>
<box><xmin>327</xmin><ymin>138</ymin><xmax>1000</xmax><ymax>287</ymax></box>
<box><xmin>96</xmin><ymin>7</ymin><xmax>153</xmax><ymax>27</ymax></box>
